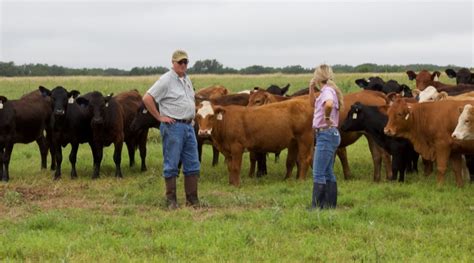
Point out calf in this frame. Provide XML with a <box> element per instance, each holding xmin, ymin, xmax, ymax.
<box><xmin>39</xmin><ymin>86</ymin><xmax>91</xmax><ymax>180</ymax></box>
<box><xmin>196</xmin><ymin>99</ymin><xmax>313</xmax><ymax>186</ymax></box>
<box><xmin>115</xmin><ymin>90</ymin><xmax>149</xmax><ymax>171</ymax></box>
<box><xmin>0</xmin><ymin>90</ymin><xmax>52</xmax><ymax>181</ymax></box>
<box><xmin>445</xmin><ymin>68</ymin><xmax>474</xmax><ymax>85</ymax></box>
<box><xmin>341</xmin><ymin>102</ymin><xmax>419</xmax><ymax>182</ymax></box>
<box><xmin>384</xmin><ymin>98</ymin><xmax>474</xmax><ymax>187</ymax></box>
<box><xmin>76</xmin><ymin>92</ymin><xmax>124</xmax><ymax>179</ymax></box>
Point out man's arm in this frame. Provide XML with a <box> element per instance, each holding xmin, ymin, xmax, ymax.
<box><xmin>143</xmin><ymin>93</ymin><xmax>174</xmax><ymax>124</ymax></box>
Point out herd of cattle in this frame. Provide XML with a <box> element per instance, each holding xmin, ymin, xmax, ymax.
<box><xmin>0</xmin><ymin>68</ymin><xmax>473</xmax><ymax>188</ymax></box>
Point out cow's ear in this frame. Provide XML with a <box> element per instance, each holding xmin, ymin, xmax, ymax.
<box><xmin>445</xmin><ymin>69</ymin><xmax>456</xmax><ymax>78</ymax></box>
<box><xmin>38</xmin><ymin>86</ymin><xmax>51</xmax><ymax>97</ymax></box>
<box><xmin>458</xmin><ymin>106</ymin><xmax>465</xmax><ymax>114</ymax></box>
<box><xmin>355</xmin><ymin>79</ymin><xmax>369</xmax><ymax>88</ymax></box>
<box><xmin>75</xmin><ymin>97</ymin><xmax>89</xmax><ymax>107</ymax></box>
<box><xmin>213</xmin><ymin>106</ymin><xmax>226</xmax><ymax>120</ymax></box>
<box><xmin>282</xmin><ymin>83</ymin><xmax>290</xmax><ymax>95</ymax></box>
<box><xmin>406</xmin><ymin>71</ymin><xmax>417</xmax><ymax>80</ymax></box>
<box><xmin>436</xmin><ymin>91</ymin><xmax>448</xmax><ymax>101</ymax></box>
<box><xmin>104</xmin><ymin>94</ymin><xmax>113</xmax><ymax>107</ymax></box>
<box><xmin>68</xmin><ymin>90</ymin><xmax>80</xmax><ymax>98</ymax></box>
<box><xmin>432</xmin><ymin>71</ymin><xmax>441</xmax><ymax>81</ymax></box>
<box><xmin>386</xmin><ymin>92</ymin><xmax>398</xmax><ymax>102</ymax></box>
<box><xmin>0</xmin><ymin>96</ymin><xmax>8</xmax><ymax>104</ymax></box>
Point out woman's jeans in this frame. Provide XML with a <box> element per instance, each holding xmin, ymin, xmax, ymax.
<box><xmin>160</xmin><ymin>122</ymin><xmax>200</xmax><ymax>178</ymax></box>
<box><xmin>313</xmin><ymin>127</ymin><xmax>341</xmax><ymax>184</ymax></box>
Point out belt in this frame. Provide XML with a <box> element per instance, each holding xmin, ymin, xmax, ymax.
<box><xmin>315</xmin><ymin>126</ymin><xmax>336</xmax><ymax>133</ymax></box>
<box><xmin>173</xmin><ymin>118</ymin><xmax>193</xmax><ymax>124</ymax></box>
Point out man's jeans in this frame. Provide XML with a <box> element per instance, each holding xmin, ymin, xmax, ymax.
<box><xmin>160</xmin><ymin>122</ymin><xmax>200</xmax><ymax>178</ymax></box>
<box><xmin>313</xmin><ymin>127</ymin><xmax>341</xmax><ymax>184</ymax></box>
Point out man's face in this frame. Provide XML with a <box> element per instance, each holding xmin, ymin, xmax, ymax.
<box><xmin>173</xmin><ymin>59</ymin><xmax>188</xmax><ymax>76</ymax></box>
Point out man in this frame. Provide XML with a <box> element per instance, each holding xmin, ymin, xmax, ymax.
<box><xmin>143</xmin><ymin>50</ymin><xmax>200</xmax><ymax>209</ymax></box>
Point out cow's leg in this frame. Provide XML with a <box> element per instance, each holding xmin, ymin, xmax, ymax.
<box><xmin>46</xmin><ymin>128</ymin><xmax>56</xmax><ymax>171</ymax></box>
<box><xmin>69</xmin><ymin>143</ymin><xmax>79</xmax><ymax>179</ymax></box>
<box><xmin>89</xmin><ymin>142</ymin><xmax>102</xmax><ymax>179</ymax></box>
<box><xmin>211</xmin><ymin>145</ymin><xmax>219</xmax><ymax>166</ymax></box>
<box><xmin>3</xmin><ymin>143</ymin><xmax>13</xmax><ymax>182</ymax></box>
<box><xmin>229</xmin><ymin>149</ymin><xmax>243</xmax><ymax>186</ymax></box>
<box><xmin>197</xmin><ymin>137</ymin><xmax>204</xmax><ymax>163</ymax></box>
<box><xmin>365</xmin><ymin>135</ymin><xmax>385</xmax><ymax>182</ymax></box>
<box><xmin>450</xmin><ymin>153</ymin><xmax>464</xmax><ymax>187</ymax></box>
<box><xmin>464</xmin><ymin>154</ymin><xmax>474</xmax><ymax>182</ymax></box>
<box><xmin>435</xmin><ymin>148</ymin><xmax>450</xmax><ymax>186</ymax></box>
<box><xmin>36</xmin><ymin>136</ymin><xmax>48</xmax><ymax>170</ymax></box>
<box><xmin>139</xmin><ymin>131</ymin><xmax>148</xmax><ymax>172</ymax></box>
<box><xmin>336</xmin><ymin>147</ymin><xmax>351</xmax><ymax>180</ymax></box>
<box><xmin>422</xmin><ymin>158</ymin><xmax>433</xmax><ymax>176</ymax></box>
<box><xmin>256</xmin><ymin>152</ymin><xmax>267</xmax><ymax>177</ymax></box>
<box><xmin>126</xmin><ymin>140</ymin><xmax>135</xmax><ymax>168</ymax></box>
<box><xmin>285</xmin><ymin>142</ymin><xmax>298</xmax><ymax>179</ymax></box>
<box><xmin>248</xmin><ymin>151</ymin><xmax>256</xmax><ymax>178</ymax></box>
<box><xmin>53</xmin><ymin>143</ymin><xmax>63</xmax><ymax>180</ymax></box>
<box><xmin>113</xmin><ymin>140</ymin><xmax>123</xmax><ymax>178</ymax></box>
<box><xmin>0</xmin><ymin>146</ymin><xmax>4</xmax><ymax>181</ymax></box>
<box><xmin>296</xmin><ymin>142</ymin><xmax>312</xmax><ymax>181</ymax></box>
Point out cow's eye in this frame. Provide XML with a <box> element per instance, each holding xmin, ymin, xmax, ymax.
<box><xmin>465</xmin><ymin>120</ymin><xmax>470</xmax><ymax>124</ymax></box>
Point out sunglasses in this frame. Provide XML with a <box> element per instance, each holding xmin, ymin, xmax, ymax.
<box><xmin>177</xmin><ymin>59</ymin><xmax>189</xmax><ymax>65</ymax></box>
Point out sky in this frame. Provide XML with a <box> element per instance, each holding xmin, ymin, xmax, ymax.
<box><xmin>0</xmin><ymin>0</ymin><xmax>473</xmax><ymax>70</ymax></box>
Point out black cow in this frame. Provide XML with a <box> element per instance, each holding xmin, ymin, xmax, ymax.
<box><xmin>0</xmin><ymin>90</ymin><xmax>53</xmax><ymax>181</ymax></box>
<box><xmin>115</xmin><ymin>90</ymin><xmax>149</xmax><ymax>171</ymax></box>
<box><xmin>445</xmin><ymin>68</ymin><xmax>474</xmax><ymax>85</ymax></box>
<box><xmin>266</xmin><ymin>83</ymin><xmax>290</xmax><ymax>96</ymax></box>
<box><xmin>341</xmin><ymin>102</ymin><xmax>419</xmax><ymax>182</ymax></box>
<box><xmin>76</xmin><ymin>92</ymin><xmax>124</xmax><ymax>179</ymax></box>
<box><xmin>355</xmin><ymin>77</ymin><xmax>413</xmax><ymax>97</ymax></box>
<box><xmin>39</xmin><ymin>86</ymin><xmax>90</xmax><ymax>180</ymax></box>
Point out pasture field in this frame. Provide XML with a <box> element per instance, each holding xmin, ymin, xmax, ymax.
<box><xmin>0</xmin><ymin>74</ymin><xmax>472</xmax><ymax>262</ymax></box>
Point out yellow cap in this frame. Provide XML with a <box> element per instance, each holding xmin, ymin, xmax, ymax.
<box><xmin>172</xmin><ymin>50</ymin><xmax>188</xmax><ymax>62</ymax></box>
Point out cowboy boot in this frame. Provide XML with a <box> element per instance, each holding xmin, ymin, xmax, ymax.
<box><xmin>311</xmin><ymin>183</ymin><xmax>326</xmax><ymax>209</ymax></box>
<box><xmin>325</xmin><ymin>181</ymin><xmax>338</xmax><ymax>209</ymax></box>
<box><xmin>165</xmin><ymin>176</ymin><xmax>178</xmax><ymax>210</ymax></box>
<box><xmin>184</xmin><ymin>174</ymin><xmax>200</xmax><ymax>207</ymax></box>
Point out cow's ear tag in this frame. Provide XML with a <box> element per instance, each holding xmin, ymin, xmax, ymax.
<box><xmin>0</xmin><ymin>102</ymin><xmax>3</xmax><ymax>110</ymax></box>
<box><xmin>352</xmin><ymin>113</ymin><xmax>357</xmax><ymax>119</ymax></box>
<box><xmin>405</xmin><ymin>113</ymin><xmax>410</xmax><ymax>120</ymax></box>
<box><xmin>68</xmin><ymin>98</ymin><xmax>74</xmax><ymax>104</ymax></box>
<box><xmin>216</xmin><ymin>113</ymin><xmax>223</xmax><ymax>120</ymax></box>
<box><xmin>105</xmin><ymin>102</ymin><xmax>109</xmax><ymax>108</ymax></box>
<box><xmin>142</xmin><ymin>109</ymin><xmax>148</xmax><ymax>114</ymax></box>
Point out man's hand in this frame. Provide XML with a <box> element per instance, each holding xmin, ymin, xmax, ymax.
<box><xmin>158</xmin><ymin>116</ymin><xmax>175</xmax><ymax>124</ymax></box>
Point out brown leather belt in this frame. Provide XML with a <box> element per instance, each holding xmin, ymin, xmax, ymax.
<box><xmin>315</xmin><ymin>126</ymin><xmax>336</xmax><ymax>133</ymax></box>
<box><xmin>174</xmin><ymin>118</ymin><xmax>193</xmax><ymax>124</ymax></box>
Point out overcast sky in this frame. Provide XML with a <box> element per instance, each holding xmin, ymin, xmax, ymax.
<box><xmin>0</xmin><ymin>0</ymin><xmax>472</xmax><ymax>70</ymax></box>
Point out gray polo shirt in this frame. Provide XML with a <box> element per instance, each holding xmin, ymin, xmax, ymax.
<box><xmin>146</xmin><ymin>69</ymin><xmax>196</xmax><ymax>120</ymax></box>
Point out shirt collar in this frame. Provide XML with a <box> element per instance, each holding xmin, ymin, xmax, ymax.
<box><xmin>171</xmin><ymin>69</ymin><xmax>187</xmax><ymax>79</ymax></box>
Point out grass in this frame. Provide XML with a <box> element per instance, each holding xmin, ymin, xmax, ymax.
<box><xmin>0</xmin><ymin>74</ymin><xmax>472</xmax><ymax>261</ymax></box>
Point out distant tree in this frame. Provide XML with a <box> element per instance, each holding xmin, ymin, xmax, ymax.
<box><xmin>189</xmin><ymin>59</ymin><xmax>224</xmax><ymax>74</ymax></box>
<box><xmin>240</xmin><ymin>65</ymin><xmax>276</xmax><ymax>74</ymax></box>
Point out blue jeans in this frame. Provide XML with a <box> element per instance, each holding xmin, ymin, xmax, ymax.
<box><xmin>313</xmin><ymin>127</ymin><xmax>341</xmax><ymax>184</ymax></box>
<box><xmin>159</xmin><ymin>122</ymin><xmax>200</xmax><ymax>178</ymax></box>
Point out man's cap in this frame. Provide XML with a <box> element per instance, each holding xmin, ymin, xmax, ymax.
<box><xmin>172</xmin><ymin>50</ymin><xmax>188</xmax><ymax>62</ymax></box>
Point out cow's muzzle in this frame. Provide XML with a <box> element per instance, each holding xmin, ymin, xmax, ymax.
<box><xmin>198</xmin><ymin>129</ymin><xmax>212</xmax><ymax>137</ymax></box>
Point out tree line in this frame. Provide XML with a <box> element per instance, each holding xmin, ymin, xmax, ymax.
<box><xmin>0</xmin><ymin>60</ymin><xmax>467</xmax><ymax>77</ymax></box>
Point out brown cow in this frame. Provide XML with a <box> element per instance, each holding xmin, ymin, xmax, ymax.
<box><xmin>115</xmin><ymin>90</ymin><xmax>149</xmax><ymax>171</ymax></box>
<box><xmin>406</xmin><ymin>70</ymin><xmax>474</xmax><ymax>96</ymax></box>
<box><xmin>196</xmin><ymin>98</ymin><xmax>313</xmax><ymax>186</ymax></box>
<box><xmin>247</xmin><ymin>88</ymin><xmax>292</xmax><ymax>106</ymax></box>
<box><xmin>195</xmin><ymin>85</ymin><xmax>229</xmax><ymax>100</ymax></box>
<box><xmin>384</xmin><ymin>98</ymin><xmax>474</xmax><ymax>187</ymax></box>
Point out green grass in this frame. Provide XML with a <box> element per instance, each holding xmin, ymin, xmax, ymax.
<box><xmin>0</xmin><ymin>74</ymin><xmax>472</xmax><ymax>261</ymax></box>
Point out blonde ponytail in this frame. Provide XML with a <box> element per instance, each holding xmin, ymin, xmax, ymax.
<box><xmin>313</xmin><ymin>64</ymin><xmax>344</xmax><ymax>111</ymax></box>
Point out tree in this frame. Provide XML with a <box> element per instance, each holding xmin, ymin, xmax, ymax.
<box><xmin>188</xmin><ymin>59</ymin><xmax>224</xmax><ymax>74</ymax></box>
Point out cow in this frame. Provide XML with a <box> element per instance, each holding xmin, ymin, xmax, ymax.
<box><xmin>115</xmin><ymin>90</ymin><xmax>149</xmax><ymax>171</ymax></box>
<box><xmin>266</xmin><ymin>83</ymin><xmax>290</xmax><ymax>96</ymax></box>
<box><xmin>195</xmin><ymin>98</ymin><xmax>313</xmax><ymax>186</ymax></box>
<box><xmin>452</xmin><ymin>104</ymin><xmax>474</xmax><ymax>140</ymax></box>
<box><xmin>418</xmin><ymin>86</ymin><xmax>474</xmax><ymax>103</ymax></box>
<box><xmin>288</xmin><ymin>87</ymin><xmax>318</xmax><ymax>97</ymax></box>
<box><xmin>341</xmin><ymin>102</ymin><xmax>419</xmax><ymax>182</ymax></box>
<box><xmin>195</xmin><ymin>85</ymin><xmax>229</xmax><ymax>100</ymax></box>
<box><xmin>39</xmin><ymin>86</ymin><xmax>92</xmax><ymax>180</ymax></box>
<box><xmin>76</xmin><ymin>91</ymin><xmax>124</xmax><ymax>179</ymax></box>
<box><xmin>0</xmin><ymin>89</ymin><xmax>53</xmax><ymax>181</ymax></box>
<box><xmin>407</xmin><ymin>70</ymin><xmax>474</xmax><ymax>95</ymax></box>
<box><xmin>384</xmin><ymin>98</ymin><xmax>474</xmax><ymax>187</ymax></box>
<box><xmin>445</xmin><ymin>68</ymin><xmax>474</xmax><ymax>85</ymax></box>
<box><xmin>355</xmin><ymin>77</ymin><xmax>413</xmax><ymax>97</ymax></box>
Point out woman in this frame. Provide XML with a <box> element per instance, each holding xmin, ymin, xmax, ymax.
<box><xmin>309</xmin><ymin>64</ymin><xmax>344</xmax><ymax>209</ymax></box>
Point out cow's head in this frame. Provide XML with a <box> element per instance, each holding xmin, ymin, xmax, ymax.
<box><xmin>446</xmin><ymin>68</ymin><xmax>474</xmax><ymax>85</ymax></box>
<box><xmin>355</xmin><ymin>77</ymin><xmax>384</xmax><ymax>91</ymax></box>
<box><xmin>340</xmin><ymin>102</ymin><xmax>365</xmax><ymax>132</ymax></box>
<box><xmin>76</xmin><ymin>91</ymin><xmax>113</xmax><ymax>126</ymax></box>
<box><xmin>384</xmin><ymin>98</ymin><xmax>412</xmax><ymax>136</ymax></box>
<box><xmin>195</xmin><ymin>101</ymin><xmax>224</xmax><ymax>138</ymax></box>
<box><xmin>452</xmin><ymin>104</ymin><xmax>474</xmax><ymax>140</ymax></box>
<box><xmin>130</xmin><ymin>103</ymin><xmax>160</xmax><ymax>132</ymax></box>
<box><xmin>248</xmin><ymin>89</ymin><xmax>272</xmax><ymax>106</ymax></box>
<box><xmin>418</xmin><ymin>86</ymin><xmax>440</xmax><ymax>103</ymax></box>
<box><xmin>406</xmin><ymin>70</ymin><xmax>441</xmax><ymax>91</ymax></box>
<box><xmin>40</xmin><ymin>86</ymin><xmax>80</xmax><ymax>117</ymax></box>
<box><xmin>399</xmin><ymin>84</ymin><xmax>413</xmax><ymax>98</ymax></box>
<box><xmin>266</xmin><ymin>83</ymin><xmax>290</xmax><ymax>96</ymax></box>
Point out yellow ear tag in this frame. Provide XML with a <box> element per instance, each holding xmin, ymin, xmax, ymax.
<box><xmin>105</xmin><ymin>102</ymin><xmax>109</xmax><ymax>108</ymax></box>
<box><xmin>217</xmin><ymin>113</ymin><xmax>223</xmax><ymax>120</ymax></box>
<box><xmin>352</xmin><ymin>113</ymin><xmax>357</xmax><ymax>119</ymax></box>
<box><xmin>405</xmin><ymin>113</ymin><xmax>410</xmax><ymax>120</ymax></box>
<box><xmin>0</xmin><ymin>102</ymin><xmax>3</xmax><ymax>110</ymax></box>
<box><xmin>142</xmin><ymin>109</ymin><xmax>148</xmax><ymax>114</ymax></box>
<box><xmin>68</xmin><ymin>98</ymin><xmax>74</xmax><ymax>104</ymax></box>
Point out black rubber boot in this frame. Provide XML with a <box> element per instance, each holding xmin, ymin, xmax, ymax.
<box><xmin>165</xmin><ymin>176</ymin><xmax>178</xmax><ymax>210</ymax></box>
<box><xmin>184</xmin><ymin>175</ymin><xmax>200</xmax><ymax>208</ymax></box>
<box><xmin>326</xmin><ymin>181</ymin><xmax>338</xmax><ymax>209</ymax></box>
<box><xmin>311</xmin><ymin>183</ymin><xmax>326</xmax><ymax>209</ymax></box>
